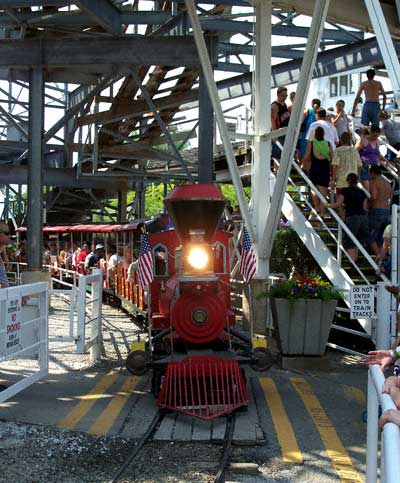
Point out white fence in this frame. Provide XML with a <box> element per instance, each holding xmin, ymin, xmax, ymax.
<box><xmin>76</xmin><ymin>269</ymin><xmax>103</xmax><ymax>359</ymax></box>
<box><xmin>47</xmin><ymin>269</ymin><xmax>103</xmax><ymax>360</ymax></box>
<box><xmin>367</xmin><ymin>365</ymin><xmax>400</xmax><ymax>483</ymax></box>
<box><xmin>0</xmin><ymin>282</ymin><xmax>48</xmax><ymax>403</ymax></box>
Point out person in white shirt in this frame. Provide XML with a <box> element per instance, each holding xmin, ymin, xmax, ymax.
<box><xmin>306</xmin><ymin>107</ymin><xmax>339</xmax><ymax>150</ymax></box>
<box><xmin>107</xmin><ymin>245</ymin><xmax>124</xmax><ymax>287</ymax></box>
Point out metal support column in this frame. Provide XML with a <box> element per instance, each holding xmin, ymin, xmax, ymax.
<box><xmin>253</xmin><ymin>0</ymin><xmax>272</xmax><ymax>278</ymax></box>
<box><xmin>27</xmin><ymin>67</ymin><xmax>44</xmax><ymax>270</ymax></box>
<box><xmin>261</xmin><ymin>0</ymin><xmax>330</xmax><ymax>258</ymax></box>
<box><xmin>198</xmin><ymin>69</ymin><xmax>214</xmax><ymax>183</ymax></box>
<box><xmin>185</xmin><ymin>0</ymin><xmax>255</xmax><ymax>241</ymax></box>
<box><xmin>364</xmin><ymin>0</ymin><xmax>400</xmax><ymax>99</ymax></box>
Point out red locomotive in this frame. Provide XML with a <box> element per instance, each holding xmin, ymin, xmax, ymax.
<box><xmin>127</xmin><ymin>184</ymin><xmax>269</xmax><ymax>420</ymax></box>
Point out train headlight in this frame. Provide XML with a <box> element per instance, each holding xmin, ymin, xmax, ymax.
<box><xmin>187</xmin><ymin>247</ymin><xmax>209</xmax><ymax>270</ymax></box>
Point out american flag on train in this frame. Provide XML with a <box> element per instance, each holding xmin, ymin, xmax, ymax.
<box><xmin>239</xmin><ymin>226</ymin><xmax>256</xmax><ymax>283</ymax></box>
<box><xmin>137</xmin><ymin>233</ymin><xmax>154</xmax><ymax>287</ymax></box>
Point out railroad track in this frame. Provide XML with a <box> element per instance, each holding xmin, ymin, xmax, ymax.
<box><xmin>109</xmin><ymin>412</ymin><xmax>236</xmax><ymax>483</ymax></box>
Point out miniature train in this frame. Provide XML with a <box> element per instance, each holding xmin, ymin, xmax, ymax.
<box><xmin>15</xmin><ymin>183</ymin><xmax>271</xmax><ymax>419</ymax></box>
<box><xmin>128</xmin><ymin>184</ymin><xmax>257</xmax><ymax>419</ymax></box>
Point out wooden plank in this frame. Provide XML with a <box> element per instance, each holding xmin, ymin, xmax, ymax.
<box><xmin>172</xmin><ymin>413</ymin><xmax>193</xmax><ymax>441</ymax></box>
<box><xmin>120</xmin><ymin>391</ymin><xmax>158</xmax><ymax>440</ymax></box>
<box><xmin>211</xmin><ymin>417</ymin><xmax>226</xmax><ymax>442</ymax></box>
<box><xmin>153</xmin><ymin>413</ymin><xmax>176</xmax><ymax>441</ymax></box>
<box><xmin>192</xmin><ymin>418</ymin><xmax>213</xmax><ymax>441</ymax></box>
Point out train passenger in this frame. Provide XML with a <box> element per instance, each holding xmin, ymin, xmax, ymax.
<box><xmin>0</xmin><ymin>221</ymin><xmax>10</xmax><ymax>288</ymax></box>
<box><xmin>127</xmin><ymin>253</ymin><xmax>138</xmax><ymax>284</ymax></box>
<box><xmin>72</xmin><ymin>246</ymin><xmax>81</xmax><ymax>271</ymax></box>
<box><xmin>84</xmin><ymin>244</ymin><xmax>104</xmax><ymax>273</ymax></box>
<box><xmin>122</xmin><ymin>246</ymin><xmax>132</xmax><ymax>269</ymax></box>
<box><xmin>43</xmin><ymin>243</ymin><xmax>51</xmax><ymax>266</ymax></box>
<box><xmin>107</xmin><ymin>245</ymin><xmax>123</xmax><ymax>287</ymax></box>
<box><xmin>77</xmin><ymin>242</ymin><xmax>89</xmax><ymax>272</ymax></box>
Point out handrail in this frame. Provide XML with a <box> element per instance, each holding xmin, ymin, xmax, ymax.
<box><xmin>286</xmin><ymin>168</ymin><xmax>372</xmax><ymax>284</ymax></box>
<box><xmin>289</xmin><ymin>160</ymin><xmax>389</xmax><ymax>284</ymax></box>
<box><xmin>367</xmin><ymin>365</ymin><xmax>400</xmax><ymax>483</ymax></box>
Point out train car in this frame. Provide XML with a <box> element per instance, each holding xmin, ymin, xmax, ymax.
<box><xmin>126</xmin><ymin>184</ymin><xmax>271</xmax><ymax>420</ymax></box>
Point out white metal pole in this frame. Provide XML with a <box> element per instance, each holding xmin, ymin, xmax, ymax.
<box><xmin>261</xmin><ymin>0</ymin><xmax>331</xmax><ymax>258</ymax></box>
<box><xmin>90</xmin><ymin>268</ymin><xmax>103</xmax><ymax>362</ymax></box>
<box><xmin>184</xmin><ymin>0</ymin><xmax>256</xmax><ymax>242</ymax></box>
<box><xmin>366</xmin><ymin>370</ymin><xmax>379</xmax><ymax>483</ymax></box>
<box><xmin>376</xmin><ymin>282</ymin><xmax>391</xmax><ymax>349</ymax></box>
<box><xmin>76</xmin><ymin>274</ymin><xmax>86</xmax><ymax>353</ymax></box>
<box><xmin>253</xmin><ymin>0</ymin><xmax>272</xmax><ymax>278</ymax></box>
<box><xmin>364</xmin><ymin>0</ymin><xmax>400</xmax><ymax>100</ymax></box>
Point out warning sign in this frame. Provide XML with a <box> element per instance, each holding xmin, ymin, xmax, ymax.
<box><xmin>350</xmin><ymin>285</ymin><xmax>375</xmax><ymax>319</ymax></box>
<box><xmin>5</xmin><ymin>297</ymin><xmax>22</xmax><ymax>355</ymax></box>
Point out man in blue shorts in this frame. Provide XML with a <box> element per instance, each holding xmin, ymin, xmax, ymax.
<box><xmin>351</xmin><ymin>69</ymin><xmax>386</xmax><ymax>127</ymax></box>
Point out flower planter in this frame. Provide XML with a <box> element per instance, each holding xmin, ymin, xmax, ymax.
<box><xmin>270</xmin><ymin>298</ymin><xmax>337</xmax><ymax>356</ymax></box>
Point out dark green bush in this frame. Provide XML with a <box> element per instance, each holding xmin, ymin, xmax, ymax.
<box><xmin>270</xmin><ymin>228</ymin><xmax>321</xmax><ymax>277</ymax></box>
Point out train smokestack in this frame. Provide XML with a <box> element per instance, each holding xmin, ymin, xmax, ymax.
<box><xmin>164</xmin><ymin>184</ymin><xmax>226</xmax><ymax>244</ymax></box>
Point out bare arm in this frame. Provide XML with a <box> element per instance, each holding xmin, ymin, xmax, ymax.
<box><xmin>271</xmin><ymin>103</ymin><xmax>279</xmax><ymax>131</ymax></box>
<box><xmin>330</xmin><ymin>193</ymin><xmax>344</xmax><ymax>209</ymax></box>
<box><xmin>352</xmin><ymin>84</ymin><xmax>364</xmax><ymax>114</ymax></box>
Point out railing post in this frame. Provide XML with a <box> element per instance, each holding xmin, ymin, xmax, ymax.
<box><xmin>76</xmin><ymin>274</ymin><xmax>86</xmax><ymax>354</ymax></box>
<box><xmin>366</xmin><ymin>371</ymin><xmax>379</xmax><ymax>483</ymax></box>
<box><xmin>337</xmin><ymin>224</ymin><xmax>342</xmax><ymax>267</ymax></box>
<box><xmin>376</xmin><ymin>282</ymin><xmax>391</xmax><ymax>349</ymax></box>
<box><xmin>90</xmin><ymin>269</ymin><xmax>103</xmax><ymax>362</ymax></box>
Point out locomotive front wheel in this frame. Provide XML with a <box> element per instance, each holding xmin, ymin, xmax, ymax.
<box><xmin>126</xmin><ymin>350</ymin><xmax>148</xmax><ymax>376</ymax></box>
<box><xmin>252</xmin><ymin>347</ymin><xmax>275</xmax><ymax>372</ymax></box>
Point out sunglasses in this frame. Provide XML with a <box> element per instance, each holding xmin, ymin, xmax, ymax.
<box><xmin>0</xmin><ymin>231</ymin><xmax>9</xmax><ymax>235</ymax></box>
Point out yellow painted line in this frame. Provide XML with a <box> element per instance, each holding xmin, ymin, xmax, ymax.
<box><xmin>88</xmin><ymin>376</ymin><xmax>140</xmax><ymax>436</ymax></box>
<box><xmin>259</xmin><ymin>377</ymin><xmax>303</xmax><ymax>463</ymax></box>
<box><xmin>342</xmin><ymin>385</ymin><xmax>366</xmax><ymax>407</ymax></box>
<box><xmin>291</xmin><ymin>378</ymin><xmax>363</xmax><ymax>482</ymax></box>
<box><xmin>58</xmin><ymin>372</ymin><xmax>119</xmax><ymax>430</ymax></box>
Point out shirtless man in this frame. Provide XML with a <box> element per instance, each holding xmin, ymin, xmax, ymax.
<box><xmin>368</xmin><ymin>164</ymin><xmax>392</xmax><ymax>256</ymax></box>
<box><xmin>0</xmin><ymin>222</ymin><xmax>10</xmax><ymax>288</ymax></box>
<box><xmin>351</xmin><ymin>69</ymin><xmax>386</xmax><ymax>127</ymax></box>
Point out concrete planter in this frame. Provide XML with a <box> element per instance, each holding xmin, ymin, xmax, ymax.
<box><xmin>270</xmin><ymin>298</ymin><xmax>337</xmax><ymax>356</ymax></box>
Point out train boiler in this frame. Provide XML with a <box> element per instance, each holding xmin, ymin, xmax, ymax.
<box><xmin>127</xmin><ymin>184</ymin><xmax>270</xmax><ymax>420</ymax></box>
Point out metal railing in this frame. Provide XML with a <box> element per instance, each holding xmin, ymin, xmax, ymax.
<box><xmin>288</xmin><ymin>160</ymin><xmax>389</xmax><ymax>286</ymax></box>
<box><xmin>367</xmin><ymin>365</ymin><xmax>400</xmax><ymax>483</ymax></box>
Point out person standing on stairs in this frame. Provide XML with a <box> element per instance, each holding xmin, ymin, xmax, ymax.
<box><xmin>356</xmin><ymin>125</ymin><xmax>387</xmax><ymax>192</ymax></box>
<box><xmin>367</xmin><ymin>164</ymin><xmax>393</xmax><ymax>257</ymax></box>
<box><xmin>328</xmin><ymin>173</ymin><xmax>368</xmax><ymax>262</ymax></box>
<box><xmin>304</xmin><ymin>126</ymin><xmax>333</xmax><ymax>219</ymax></box>
<box><xmin>331</xmin><ymin>132</ymin><xmax>362</xmax><ymax>219</ymax></box>
<box><xmin>271</xmin><ymin>86</ymin><xmax>290</xmax><ymax>167</ymax></box>
<box><xmin>298</xmin><ymin>98</ymin><xmax>321</xmax><ymax>165</ymax></box>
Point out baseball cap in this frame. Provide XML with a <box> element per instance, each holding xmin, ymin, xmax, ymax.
<box><xmin>95</xmin><ymin>243</ymin><xmax>104</xmax><ymax>249</ymax></box>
